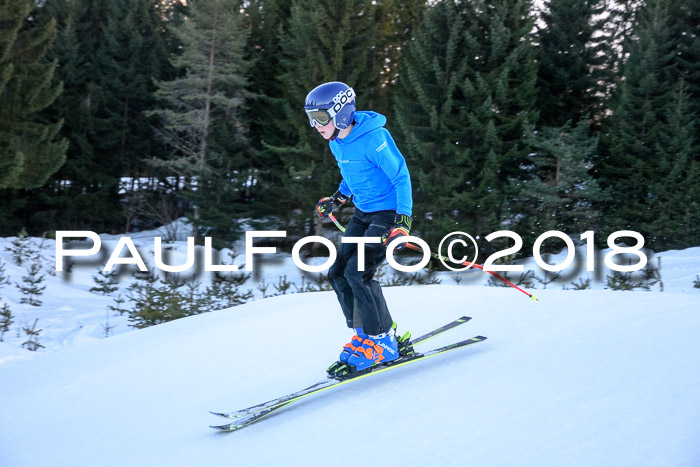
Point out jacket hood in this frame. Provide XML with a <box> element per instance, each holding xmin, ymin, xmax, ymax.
<box><xmin>339</xmin><ymin>111</ymin><xmax>386</xmax><ymax>143</ymax></box>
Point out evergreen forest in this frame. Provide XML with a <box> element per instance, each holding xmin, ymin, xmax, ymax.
<box><xmin>1</xmin><ymin>0</ymin><xmax>698</xmax><ymax>256</ymax></box>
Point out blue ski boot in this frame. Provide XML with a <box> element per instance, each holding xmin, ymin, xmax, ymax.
<box><xmin>340</xmin><ymin>328</ymin><xmax>368</xmax><ymax>363</ymax></box>
<box><xmin>327</xmin><ymin>328</ymin><xmax>368</xmax><ymax>376</ymax></box>
<box><xmin>347</xmin><ymin>330</ymin><xmax>399</xmax><ymax>371</ymax></box>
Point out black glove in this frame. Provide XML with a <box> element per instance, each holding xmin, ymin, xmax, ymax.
<box><xmin>315</xmin><ymin>191</ymin><xmax>350</xmax><ymax>218</ymax></box>
<box><xmin>381</xmin><ymin>214</ymin><xmax>412</xmax><ymax>250</ymax></box>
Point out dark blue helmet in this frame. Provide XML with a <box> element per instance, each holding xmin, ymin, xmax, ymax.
<box><xmin>304</xmin><ymin>82</ymin><xmax>356</xmax><ymax>130</ymax></box>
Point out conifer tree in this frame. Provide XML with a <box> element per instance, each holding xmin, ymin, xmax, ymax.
<box><xmin>148</xmin><ymin>0</ymin><xmax>252</xmax><ymax>246</ymax></box>
<box><xmin>649</xmin><ymin>80</ymin><xmax>699</xmax><ymax>248</ymax></box>
<box><xmin>267</xmin><ymin>0</ymin><xmax>383</xmax><ymax>237</ymax></box>
<box><xmin>241</xmin><ymin>0</ymin><xmax>294</xmax><ymax>228</ymax></box>
<box><xmin>4</xmin><ymin>228</ymin><xmax>30</xmax><ymax>266</ymax></box>
<box><xmin>0</xmin><ymin>0</ymin><xmax>67</xmax><ymax>190</ymax></box>
<box><xmin>90</xmin><ymin>268</ymin><xmax>120</xmax><ymax>295</ymax></box>
<box><xmin>368</xmin><ymin>0</ymin><xmax>427</xmax><ymax>114</ymax></box>
<box><xmin>17</xmin><ymin>262</ymin><xmax>46</xmax><ymax>306</ymax></box>
<box><xmin>598</xmin><ymin>0</ymin><xmax>699</xmax><ymax>249</ymax></box>
<box><xmin>535</xmin><ymin>0</ymin><xmax>608</xmax><ymax>127</ymax></box>
<box><xmin>392</xmin><ymin>0</ymin><xmax>476</xmax><ymax>245</ymax></box>
<box><xmin>15</xmin><ymin>0</ymin><xmax>173</xmax><ymax>234</ymax></box>
<box><xmin>394</xmin><ymin>0</ymin><xmax>538</xmax><ymax>249</ymax></box>
<box><xmin>245</xmin><ymin>0</ymin><xmax>423</xmax><ymax>236</ymax></box>
<box><xmin>0</xmin><ymin>303</ymin><xmax>13</xmax><ymax>342</ymax></box>
<box><xmin>21</xmin><ymin>318</ymin><xmax>44</xmax><ymax>351</ymax></box>
<box><xmin>601</xmin><ymin>0</ymin><xmax>642</xmax><ymax>88</ymax></box>
<box><xmin>0</xmin><ymin>259</ymin><xmax>10</xmax><ymax>291</ymax></box>
<box><xmin>507</xmin><ymin>120</ymin><xmax>607</xmax><ymax>245</ymax></box>
<box><xmin>673</xmin><ymin>2</ymin><xmax>700</xmax><ymax>158</ymax></box>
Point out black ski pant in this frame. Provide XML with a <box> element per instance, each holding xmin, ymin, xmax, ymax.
<box><xmin>328</xmin><ymin>209</ymin><xmax>395</xmax><ymax>336</ymax></box>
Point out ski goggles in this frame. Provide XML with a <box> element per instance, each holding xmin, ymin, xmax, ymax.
<box><xmin>305</xmin><ymin>88</ymin><xmax>355</xmax><ymax>127</ymax></box>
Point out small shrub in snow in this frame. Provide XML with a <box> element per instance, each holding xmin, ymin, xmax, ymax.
<box><xmin>101</xmin><ymin>310</ymin><xmax>118</xmax><ymax>338</ymax></box>
<box><xmin>605</xmin><ymin>271</ymin><xmax>649</xmax><ymax>291</ymax></box>
<box><xmin>37</xmin><ymin>237</ymin><xmax>56</xmax><ymax>277</ymax></box>
<box><xmin>273</xmin><ymin>275</ymin><xmax>292</xmax><ymax>295</ymax></box>
<box><xmin>410</xmin><ymin>270</ymin><xmax>442</xmax><ymax>285</ymax></box>
<box><xmin>292</xmin><ymin>274</ymin><xmax>332</xmax><ymax>293</ymax></box>
<box><xmin>0</xmin><ymin>303</ymin><xmax>14</xmax><ymax>342</ymax></box>
<box><xmin>21</xmin><ymin>319</ymin><xmax>44</xmax><ymax>351</ymax></box>
<box><xmin>0</xmin><ymin>259</ymin><xmax>10</xmax><ymax>291</ymax></box>
<box><xmin>108</xmin><ymin>294</ymin><xmax>130</xmax><ymax>315</ymax></box>
<box><xmin>569</xmin><ymin>278</ymin><xmax>592</xmax><ymax>290</ymax></box>
<box><xmin>91</xmin><ymin>269</ymin><xmax>120</xmax><ymax>295</ymax></box>
<box><xmin>4</xmin><ymin>229</ymin><xmax>31</xmax><ymax>266</ymax></box>
<box><xmin>606</xmin><ymin>257</ymin><xmax>663</xmax><ymax>292</ymax></box>
<box><xmin>642</xmin><ymin>257</ymin><xmax>663</xmax><ymax>292</ymax></box>
<box><xmin>208</xmin><ymin>273</ymin><xmax>253</xmax><ymax>308</ymax></box>
<box><xmin>125</xmin><ymin>273</ymin><xmax>253</xmax><ymax>328</ymax></box>
<box><xmin>17</xmin><ymin>263</ymin><xmax>46</xmax><ymax>306</ymax></box>
<box><xmin>533</xmin><ymin>270</ymin><xmax>562</xmax><ymax>289</ymax></box>
<box><xmin>488</xmin><ymin>270</ymin><xmax>535</xmax><ymax>289</ymax></box>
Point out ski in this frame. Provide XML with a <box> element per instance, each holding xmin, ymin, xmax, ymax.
<box><xmin>210</xmin><ymin>316</ymin><xmax>472</xmax><ymax>421</ymax></box>
<box><xmin>210</xmin><ymin>334</ymin><xmax>487</xmax><ymax>432</ymax></box>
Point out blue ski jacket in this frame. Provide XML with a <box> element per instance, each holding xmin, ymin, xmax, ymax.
<box><xmin>329</xmin><ymin>111</ymin><xmax>412</xmax><ymax>216</ymax></box>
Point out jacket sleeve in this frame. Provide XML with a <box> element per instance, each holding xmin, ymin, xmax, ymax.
<box><xmin>368</xmin><ymin>129</ymin><xmax>413</xmax><ymax>216</ymax></box>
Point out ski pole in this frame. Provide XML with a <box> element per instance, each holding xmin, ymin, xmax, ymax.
<box><xmin>327</xmin><ymin>213</ymin><xmax>538</xmax><ymax>301</ymax></box>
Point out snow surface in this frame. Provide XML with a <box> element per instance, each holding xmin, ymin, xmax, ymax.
<box><xmin>1</xmin><ymin>226</ymin><xmax>699</xmax><ymax>467</ymax></box>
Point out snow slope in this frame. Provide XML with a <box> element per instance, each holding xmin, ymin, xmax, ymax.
<box><xmin>2</xmin><ymin>284</ymin><xmax>699</xmax><ymax>467</ymax></box>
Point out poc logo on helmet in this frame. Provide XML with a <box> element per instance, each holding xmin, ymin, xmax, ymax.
<box><xmin>331</xmin><ymin>88</ymin><xmax>355</xmax><ymax>113</ymax></box>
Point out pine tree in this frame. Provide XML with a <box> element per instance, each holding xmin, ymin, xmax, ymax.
<box><xmin>241</xmin><ymin>0</ymin><xmax>294</xmax><ymax>228</ymax></box>
<box><xmin>12</xmin><ymin>0</ymin><xmax>174</xmax><ymax>234</ymax></box>
<box><xmin>147</xmin><ymin>0</ymin><xmax>252</xmax><ymax>245</ymax></box>
<box><xmin>601</xmin><ymin>0</ymin><xmax>642</xmax><ymax>89</ymax></box>
<box><xmin>673</xmin><ymin>2</ymin><xmax>700</xmax><ymax>158</ymax></box>
<box><xmin>507</xmin><ymin>120</ymin><xmax>607</xmax><ymax>245</ymax></box>
<box><xmin>598</xmin><ymin>0</ymin><xmax>699</xmax><ymax>250</ymax></box>
<box><xmin>645</xmin><ymin>78</ymin><xmax>699</xmax><ymax>248</ymax></box>
<box><xmin>4</xmin><ymin>228</ymin><xmax>30</xmax><ymax>266</ymax></box>
<box><xmin>0</xmin><ymin>259</ymin><xmax>10</xmax><ymax>291</ymax></box>
<box><xmin>17</xmin><ymin>262</ymin><xmax>46</xmax><ymax>306</ymax></box>
<box><xmin>367</xmin><ymin>0</ymin><xmax>427</xmax><ymax>114</ymax></box>
<box><xmin>535</xmin><ymin>0</ymin><xmax>608</xmax><ymax>127</ymax></box>
<box><xmin>266</xmin><ymin>0</ymin><xmax>383</xmax><ymax>238</ymax></box>
<box><xmin>392</xmin><ymin>0</ymin><xmax>476</xmax><ymax>245</ymax></box>
<box><xmin>244</xmin><ymin>1</ymin><xmax>425</xmax><ymax>235</ymax></box>
<box><xmin>0</xmin><ymin>303</ymin><xmax>13</xmax><ymax>342</ymax></box>
<box><xmin>21</xmin><ymin>318</ymin><xmax>44</xmax><ymax>351</ymax></box>
<box><xmin>393</xmin><ymin>0</ymin><xmax>538</xmax><ymax>249</ymax></box>
<box><xmin>0</xmin><ymin>0</ymin><xmax>67</xmax><ymax>190</ymax></box>
<box><xmin>90</xmin><ymin>268</ymin><xmax>120</xmax><ymax>295</ymax></box>
<box><xmin>206</xmin><ymin>272</ymin><xmax>253</xmax><ymax>309</ymax></box>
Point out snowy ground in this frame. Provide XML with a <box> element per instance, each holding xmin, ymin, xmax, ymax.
<box><xmin>0</xmin><ymin>225</ymin><xmax>699</xmax><ymax>466</ymax></box>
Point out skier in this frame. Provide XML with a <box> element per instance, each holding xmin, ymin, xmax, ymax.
<box><xmin>304</xmin><ymin>81</ymin><xmax>414</xmax><ymax>375</ymax></box>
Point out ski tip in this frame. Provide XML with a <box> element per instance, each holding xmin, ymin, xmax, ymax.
<box><xmin>210</xmin><ymin>425</ymin><xmax>230</xmax><ymax>431</ymax></box>
<box><xmin>475</xmin><ymin>335</ymin><xmax>488</xmax><ymax>340</ymax></box>
<box><xmin>210</xmin><ymin>424</ymin><xmax>239</xmax><ymax>432</ymax></box>
<box><xmin>458</xmin><ymin>316</ymin><xmax>472</xmax><ymax>322</ymax></box>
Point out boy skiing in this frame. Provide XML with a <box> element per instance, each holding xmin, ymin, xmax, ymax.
<box><xmin>304</xmin><ymin>81</ymin><xmax>414</xmax><ymax>376</ymax></box>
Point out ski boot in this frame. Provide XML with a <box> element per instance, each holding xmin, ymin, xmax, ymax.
<box><xmin>327</xmin><ymin>329</ymin><xmax>367</xmax><ymax>377</ymax></box>
<box><xmin>347</xmin><ymin>330</ymin><xmax>399</xmax><ymax>371</ymax></box>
